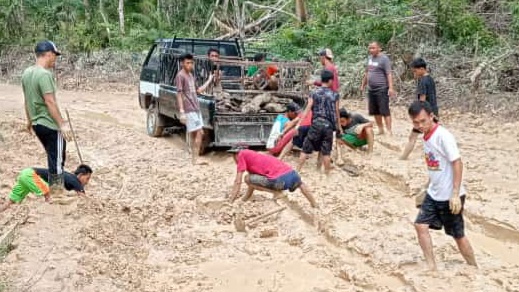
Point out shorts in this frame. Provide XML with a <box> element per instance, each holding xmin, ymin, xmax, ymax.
<box><xmin>415</xmin><ymin>194</ymin><xmax>466</xmax><ymax>238</ymax></box>
<box><xmin>302</xmin><ymin>118</ymin><xmax>334</xmax><ymax>155</ymax></box>
<box><xmin>292</xmin><ymin>126</ymin><xmax>310</xmax><ymax>148</ymax></box>
<box><xmin>248</xmin><ymin>170</ymin><xmax>302</xmax><ymax>192</ymax></box>
<box><xmin>9</xmin><ymin>168</ymin><xmax>50</xmax><ymax>203</ymax></box>
<box><xmin>185</xmin><ymin>111</ymin><xmax>204</xmax><ymax>133</ymax></box>
<box><xmin>368</xmin><ymin>87</ymin><xmax>390</xmax><ymax>116</ymax></box>
<box><xmin>341</xmin><ymin>133</ymin><xmax>367</xmax><ymax>148</ymax></box>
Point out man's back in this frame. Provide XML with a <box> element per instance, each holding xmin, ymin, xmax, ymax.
<box><xmin>417</xmin><ymin>75</ymin><xmax>438</xmax><ymax>115</ymax></box>
<box><xmin>22</xmin><ymin>65</ymin><xmax>58</xmax><ymax>130</ymax></box>
<box><xmin>311</xmin><ymin>87</ymin><xmax>339</xmax><ymax>126</ymax></box>
<box><xmin>237</xmin><ymin>150</ymin><xmax>292</xmax><ymax>179</ymax></box>
<box><xmin>33</xmin><ymin>168</ymin><xmax>84</xmax><ymax>192</ymax></box>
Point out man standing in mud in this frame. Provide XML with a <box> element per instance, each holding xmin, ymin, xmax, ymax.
<box><xmin>409</xmin><ymin>101</ymin><xmax>477</xmax><ymax>271</ymax></box>
<box><xmin>176</xmin><ymin>53</ymin><xmax>207</xmax><ymax>165</ymax></box>
<box><xmin>360</xmin><ymin>42</ymin><xmax>395</xmax><ymax>135</ymax></box>
<box><xmin>22</xmin><ymin>40</ymin><xmax>72</xmax><ymax>194</ymax></box>
<box><xmin>297</xmin><ymin>70</ymin><xmax>341</xmax><ymax>174</ymax></box>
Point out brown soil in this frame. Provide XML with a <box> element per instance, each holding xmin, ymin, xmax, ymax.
<box><xmin>1</xmin><ymin>84</ymin><xmax>519</xmax><ymax>291</ymax></box>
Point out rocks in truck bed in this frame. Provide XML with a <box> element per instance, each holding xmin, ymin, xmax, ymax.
<box><xmin>214</xmin><ymin>91</ymin><xmax>297</xmax><ymax>114</ymax></box>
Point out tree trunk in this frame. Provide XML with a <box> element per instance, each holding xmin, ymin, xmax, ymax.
<box><xmin>295</xmin><ymin>0</ymin><xmax>307</xmax><ymax>23</ymax></box>
<box><xmin>118</xmin><ymin>0</ymin><xmax>125</xmax><ymax>35</ymax></box>
<box><xmin>98</xmin><ymin>0</ymin><xmax>111</xmax><ymax>39</ymax></box>
<box><xmin>83</xmin><ymin>0</ymin><xmax>91</xmax><ymax>23</ymax></box>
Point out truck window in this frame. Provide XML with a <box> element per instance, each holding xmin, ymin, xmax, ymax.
<box><xmin>147</xmin><ymin>45</ymin><xmax>161</xmax><ymax>69</ymax></box>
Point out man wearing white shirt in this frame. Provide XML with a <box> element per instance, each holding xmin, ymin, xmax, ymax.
<box><xmin>409</xmin><ymin>101</ymin><xmax>477</xmax><ymax>271</ymax></box>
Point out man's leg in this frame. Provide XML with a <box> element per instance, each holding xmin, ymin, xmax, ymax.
<box><xmin>400</xmin><ymin>130</ymin><xmax>420</xmax><ymax>160</ymax></box>
<box><xmin>321</xmin><ymin>127</ymin><xmax>334</xmax><ymax>174</ymax></box>
<box><xmin>364</xmin><ymin>127</ymin><xmax>375</xmax><ymax>154</ymax></box>
<box><xmin>2</xmin><ymin>169</ymin><xmax>34</xmax><ymax>212</ymax></box>
<box><xmin>384</xmin><ymin>115</ymin><xmax>392</xmax><ymax>136</ymax></box>
<box><xmin>379</xmin><ymin>92</ymin><xmax>392</xmax><ymax>135</ymax></box>
<box><xmin>278</xmin><ymin>141</ymin><xmax>293</xmax><ymax>160</ymax></box>
<box><xmin>443</xmin><ymin>196</ymin><xmax>477</xmax><ymax>267</ymax></box>
<box><xmin>299</xmin><ymin>182</ymin><xmax>317</xmax><ymax>208</ymax></box>
<box><xmin>243</xmin><ymin>174</ymin><xmax>282</xmax><ymax>201</ymax></box>
<box><xmin>415</xmin><ymin>194</ymin><xmax>441</xmax><ymax>271</ymax></box>
<box><xmin>455</xmin><ymin>237</ymin><xmax>478</xmax><ymax>267</ymax></box>
<box><xmin>33</xmin><ymin>125</ymin><xmax>64</xmax><ymax>190</ymax></box>
<box><xmin>415</xmin><ymin>223</ymin><xmax>437</xmax><ymax>270</ymax></box>
<box><xmin>374</xmin><ymin>115</ymin><xmax>384</xmax><ymax>135</ymax></box>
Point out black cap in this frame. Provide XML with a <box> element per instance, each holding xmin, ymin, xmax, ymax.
<box><xmin>227</xmin><ymin>144</ymin><xmax>248</xmax><ymax>153</ymax></box>
<box><xmin>35</xmin><ymin>40</ymin><xmax>61</xmax><ymax>56</ymax></box>
<box><xmin>286</xmin><ymin>102</ymin><xmax>301</xmax><ymax>113</ymax></box>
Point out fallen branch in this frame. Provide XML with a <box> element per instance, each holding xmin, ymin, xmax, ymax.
<box><xmin>213</xmin><ymin>17</ymin><xmax>235</xmax><ymax>33</ymax></box>
<box><xmin>469</xmin><ymin>50</ymin><xmax>514</xmax><ymax>92</ymax></box>
<box><xmin>246</xmin><ymin>206</ymin><xmax>286</xmax><ymax>226</ymax></box>
<box><xmin>243</xmin><ymin>1</ymin><xmax>298</xmax><ymax>20</ymax></box>
<box><xmin>216</xmin><ymin>0</ymin><xmax>290</xmax><ymax>39</ymax></box>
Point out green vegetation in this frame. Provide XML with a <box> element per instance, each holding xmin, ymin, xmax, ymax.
<box><xmin>0</xmin><ymin>0</ymin><xmax>516</xmax><ymax>59</ymax></box>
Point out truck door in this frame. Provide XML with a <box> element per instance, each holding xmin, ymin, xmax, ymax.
<box><xmin>139</xmin><ymin>44</ymin><xmax>160</xmax><ymax>108</ymax></box>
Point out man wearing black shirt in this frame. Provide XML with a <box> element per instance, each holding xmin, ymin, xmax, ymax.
<box><xmin>338</xmin><ymin>108</ymin><xmax>374</xmax><ymax>155</ymax></box>
<box><xmin>400</xmin><ymin>58</ymin><xmax>439</xmax><ymax>160</ymax></box>
<box><xmin>1</xmin><ymin>164</ymin><xmax>93</xmax><ymax>211</ymax></box>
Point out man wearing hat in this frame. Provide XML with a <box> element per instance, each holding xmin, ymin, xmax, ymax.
<box><xmin>228</xmin><ymin>146</ymin><xmax>317</xmax><ymax>208</ymax></box>
<box><xmin>307</xmin><ymin>48</ymin><xmax>340</xmax><ymax>93</ymax></box>
<box><xmin>22</xmin><ymin>40</ymin><xmax>72</xmax><ymax>193</ymax></box>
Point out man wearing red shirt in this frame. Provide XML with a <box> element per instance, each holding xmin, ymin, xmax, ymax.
<box><xmin>307</xmin><ymin>48</ymin><xmax>340</xmax><ymax>93</ymax></box>
<box><xmin>228</xmin><ymin>146</ymin><xmax>317</xmax><ymax>208</ymax></box>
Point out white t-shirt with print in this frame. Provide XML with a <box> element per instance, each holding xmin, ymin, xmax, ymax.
<box><xmin>423</xmin><ymin>125</ymin><xmax>466</xmax><ymax>201</ymax></box>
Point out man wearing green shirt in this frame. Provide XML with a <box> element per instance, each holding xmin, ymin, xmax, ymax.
<box><xmin>22</xmin><ymin>40</ymin><xmax>72</xmax><ymax>193</ymax></box>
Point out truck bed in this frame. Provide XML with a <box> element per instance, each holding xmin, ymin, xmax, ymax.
<box><xmin>212</xmin><ymin>112</ymin><xmax>278</xmax><ymax>146</ymax></box>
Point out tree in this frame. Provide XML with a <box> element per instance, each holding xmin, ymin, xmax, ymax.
<box><xmin>118</xmin><ymin>0</ymin><xmax>125</xmax><ymax>35</ymax></box>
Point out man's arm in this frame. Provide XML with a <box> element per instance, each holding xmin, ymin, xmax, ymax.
<box><xmin>335</xmin><ymin>99</ymin><xmax>342</xmax><ymax>134</ymax></box>
<box><xmin>385</xmin><ymin>58</ymin><xmax>395</xmax><ymax>97</ymax></box>
<box><xmin>360</xmin><ymin>69</ymin><xmax>368</xmax><ymax>91</ymax></box>
<box><xmin>452</xmin><ymin>159</ymin><xmax>463</xmax><ymax>196</ymax></box>
<box><xmin>229</xmin><ymin>171</ymin><xmax>244</xmax><ymax>201</ymax></box>
<box><xmin>42</xmin><ymin>93</ymin><xmax>65</xmax><ymax>126</ymax></box>
<box><xmin>281</xmin><ymin>117</ymin><xmax>300</xmax><ymax>136</ymax></box>
<box><xmin>24</xmin><ymin>101</ymin><xmax>32</xmax><ymax>132</ymax></box>
<box><xmin>197</xmin><ymin>74</ymin><xmax>214</xmax><ymax>94</ymax></box>
<box><xmin>296</xmin><ymin>98</ymin><xmax>313</xmax><ymax>129</ymax></box>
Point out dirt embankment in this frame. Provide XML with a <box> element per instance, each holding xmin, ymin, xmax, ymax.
<box><xmin>1</xmin><ymin>84</ymin><xmax>519</xmax><ymax>291</ymax></box>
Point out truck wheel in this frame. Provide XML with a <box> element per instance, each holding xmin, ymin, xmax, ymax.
<box><xmin>147</xmin><ymin>104</ymin><xmax>164</xmax><ymax>137</ymax></box>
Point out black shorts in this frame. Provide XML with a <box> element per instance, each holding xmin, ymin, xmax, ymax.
<box><xmin>302</xmin><ymin>118</ymin><xmax>334</xmax><ymax>156</ymax></box>
<box><xmin>368</xmin><ymin>87</ymin><xmax>390</xmax><ymax>116</ymax></box>
<box><xmin>415</xmin><ymin>194</ymin><xmax>466</xmax><ymax>238</ymax></box>
<box><xmin>293</xmin><ymin>126</ymin><xmax>310</xmax><ymax>148</ymax></box>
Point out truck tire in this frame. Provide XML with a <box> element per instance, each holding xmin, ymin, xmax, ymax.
<box><xmin>147</xmin><ymin>103</ymin><xmax>165</xmax><ymax>137</ymax></box>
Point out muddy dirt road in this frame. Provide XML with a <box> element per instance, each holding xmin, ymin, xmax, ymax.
<box><xmin>1</xmin><ymin>83</ymin><xmax>519</xmax><ymax>292</ymax></box>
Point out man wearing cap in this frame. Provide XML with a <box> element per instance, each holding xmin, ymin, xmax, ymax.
<box><xmin>266</xmin><ymin>102</ymin><xmax>301</xmax><ymax>152</ymax></box>
<box><xmin>307</xmin><ymin>48</ymin><xmax>340</xmax><ymax>93</ymax></box>
<box><xmin>360</xmin><ymin>41</ymin><xmax>395</xmax><ymax>135</ymax></box>
<box><xmin>228</xmin><ymin>146</ymin><xmax>317</xmax><ymax>208</ymax></box>
<box><xmin>22</xmin><ymin>40</ymin><xmax>72</xmax><ymax>193</ymax></box>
